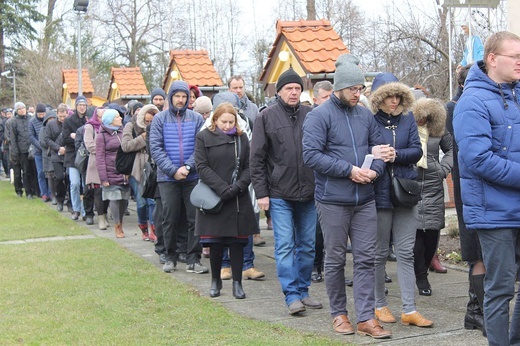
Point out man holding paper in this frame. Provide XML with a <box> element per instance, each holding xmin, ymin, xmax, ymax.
<box><xmin>302</xmin><ymin>54</ymin><xmax>391</xmax><ymax>339</ymax></box>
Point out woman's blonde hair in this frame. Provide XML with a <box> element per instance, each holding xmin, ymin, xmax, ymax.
<box><xmin>208</xmin><ymin>102</ymin><xmax>243</xmax><ymax>135</ymax></box>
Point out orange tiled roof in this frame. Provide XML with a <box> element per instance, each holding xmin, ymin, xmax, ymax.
<box><xmin>261</xmin><ymin>19</ymin><xmax>349</xmax><ymax>80</ymax></box>
<box><xmin>62</xmin><ymin>69</ymin><xmax>94</xmax><ymax>94</ymax></box>
<box><xmin>169</xmin><ymin>50</ymin><xmax>223</xmax><ymax>86</ymax></box>
<box><xmin>111</xmin><ymin>67</ymin><xmax>148</xmax><ymax>96</ymax></box>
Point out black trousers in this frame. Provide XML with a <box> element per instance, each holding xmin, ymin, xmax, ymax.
<box><xmin>158</xmin><ymin>180</ymin><xmax>201</xmax><ymax>265</ymax></box>
<box><xmin>52</xmin><ymin>162</ymin><xmax>67</xmax><ymax>203</ymax></box>
<box><xmin>13</xmin><ymin>153</ymin><xmax>37</xmax><ymax>196</ymax></box>
<box><xmin>413</xmin><ymin>229</ymin><xmax>440</xmax><ymax>289</ymax></box>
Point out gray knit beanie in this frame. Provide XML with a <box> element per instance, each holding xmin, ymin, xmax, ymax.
<box><xmin>333</xmin><ymin>54</ymin><xmax>365</xmax><ymax>91</ymax></box>
<box><xmin>14</xmin><ymin>102</ymin><xmax>26</xmax><ymax>113</ymax></box>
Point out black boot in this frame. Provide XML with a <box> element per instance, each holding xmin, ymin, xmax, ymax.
<box><xmin>210</xmin><ymin>278</ymin><xmax>222</xmax><ymax>298</ymax></box>
<box><xmin>464</xmin><ymin>285</ymin><xmax>484</xmax><ymax>331</ymax></box>
<box><xmin>232</xmin><ymin>281</ymin><xmax>245</xmax><ymax>299</ymax></box>
<box><xmin>470</xmin><ymin>273</ymin><xmax>487</xmax><ymax>338</ymax></box>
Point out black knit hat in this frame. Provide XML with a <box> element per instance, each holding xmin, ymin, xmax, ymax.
<box><xmin>276</xmin><ymin>68</ymin><xmax>303</xmax><ymax>92</ymax></box>
<box><xmin>36</xmin><ymin>103</ymin><xmax>47</xmax><ymax>113</ymax></box>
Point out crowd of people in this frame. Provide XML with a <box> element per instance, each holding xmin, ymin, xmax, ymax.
<box><xmin>2</xmin><ymin>29</ymin><xmax>519</xmax><ymax>345</ymax></box>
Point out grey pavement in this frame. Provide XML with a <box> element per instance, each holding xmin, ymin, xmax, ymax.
<box><xmin>54</xmin><ymin>199</ymin><xmax>487</xmax><ymax>345</ymax></box>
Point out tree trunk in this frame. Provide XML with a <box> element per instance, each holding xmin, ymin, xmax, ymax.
<box><xmin>307</xmin><ymin>0</ymin><xmax>316</xmax><ymax>20</ymax></box>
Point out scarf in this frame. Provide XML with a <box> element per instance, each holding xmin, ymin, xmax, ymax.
<box><xmin>417</xmin><ymin>125</ymin><xmax>429</xmax><ymax>169</ymax></box>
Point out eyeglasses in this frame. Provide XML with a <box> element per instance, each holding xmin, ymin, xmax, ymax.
<box><xmin>494</xmin><ymin>53</ymin><xmax>520</xmax><ymax>62</ymax></box>
<box><xmin>346</xmin><ymin>86</ymin><xmax>366</xmax><ymax>94</ymax></box>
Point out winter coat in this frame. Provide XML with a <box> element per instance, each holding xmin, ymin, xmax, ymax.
<box><xmin>369</xmin><ymin>74</ymin><xmax>422</xmax><ymax>209</ymax></box>
<box><xmin>95</xmin><ymin>125</ymin><xmax>127</xmax><ymax>186</ymax></box>
<box><xmin>29</xmin><ymin>115</ymin><xmax>44</xmax><ymax>155</ymax></box>
<box><xmin>62</xmin><ymin>111</ymin><xmax>87</xmax><ymax>168</ymax></box>
<box><xmin>121</xmin><ymin>109</ymin><xmax>147</xmax><ymax>182</ymax></box>
<box><xmin>150</xmin><ymin>81</ymin><xmax>204</xmax><ymax>183</ymax></box>
<box><xmin>453</xmin><ymin>61</ymin><xmax>520</xmax><ymax>230</ymax></box>
<box><xmin>238</xmin><ymin>94</ymin><xmax>259</xmax><ymax>126</ymax></box>
<box><xmin>412</xmin><ymin>98</ymin><xmax>453</xmax><ymax>230</ymax></box>
<box><xmin>39</xmin><ymin>112</ymin><xmax>56</xmax><ymax>172</ymax></box>
<box><xmin>194</xmin><ymin>128</ymin><xmax>257</xmax><ymax>237</ymax></box>
<box><xmin>84</xmin><ymin>123</ymin><xmax>101</xmax><ymax>185</ymax></box>
<box><xmin>302</xmin><ymin>93</ymin><xmax>386</xmax><ymax>205</ymax></box>
<box><xmin>42</xmin><ymin>116</ymin><xmax>63</xmax><ymax>163</ymax></box>
<box><xmin>250</xmin><ymin>98</ymin><xmax>315</xmax><ymax>201</ymax></box>
<box><xmin>10</xmin><ymin>114</ymin><xmax>32</xmax><ymax>160</ymax></box>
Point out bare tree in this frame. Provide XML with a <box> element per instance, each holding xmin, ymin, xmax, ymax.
<box><xmin>307</xmin><ymin>0</ymin><xmax>316</xmax><ymax>20</ymax></box>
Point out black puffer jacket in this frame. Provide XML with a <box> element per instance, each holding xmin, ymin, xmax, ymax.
<box><xmin>42</xmin><ymin>116</ymin><xmax>64</xmax><ymax>163</ymax></box>
<box><xmin>413</xmin><ymin>98</ymin><xmax>453</xmax><ymax>230</ymax></box>
<box><xmin>62</xmin><ymin>111</ymin><xmax>87</xmax><ymax>168</ymax></box>
<box><xmin>250</xmin><ymin>98</ymin><xmax>315</xmax><ymax>201</ymax></box>
<box><xmin>10</xmin><ymin>114</ymin><xmax>31</xmax><ymax>159</ymax></box>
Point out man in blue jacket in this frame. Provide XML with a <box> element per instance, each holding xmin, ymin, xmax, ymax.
<box><xmin>453</xmin><ymin>31</ymin><xmax>520</xmax><ymax>346</ymax></box>
<box><xmin>150</xmin><ymin>80</ymin><xmax>208</xmax><ymax>274</ymax></box>
<box><xmin>302</xmin><ymin>54</ymin><xmax>390</xmax><ymax>339</ymax></box>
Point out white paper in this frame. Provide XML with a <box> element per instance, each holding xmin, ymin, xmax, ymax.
<box><xmin>361</xmin><ymin>154</ymin><xmax>374</xmax><ymax>169</ymax></box>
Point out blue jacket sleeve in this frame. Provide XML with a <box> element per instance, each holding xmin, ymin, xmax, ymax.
<box><xmin>150</xmin><ymin>114</ymin><xmax>177</xmax><ymax>178</ymax></box>
<box><xmin>302</xmin><ymin>110</ymin><xmax>353</xmax><ymax>178</ymax></box>
<box><xmin>454</xmin><ymin>94</ymin><xmax>520</xmax><ymax>190</ymax></box>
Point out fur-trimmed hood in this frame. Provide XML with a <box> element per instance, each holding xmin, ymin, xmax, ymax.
<box><xmin>412</xmin><ymin>98</ymin><xmax>446</xmax><ymax>137</ymax></box>
<box><xmin>369</xmin><ymin>73</ymin><xmax>415</xmax><ymax>116</ymax></box>
<box><xmin>135</xmin><ymin>104</ymin><xmax>159</xmax><ymax>131</ymax></box>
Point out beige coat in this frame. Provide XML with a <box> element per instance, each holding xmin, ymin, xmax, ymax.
<box><xmin>84</xmin><ymin>123</ymin><xmax>101</xmax><ymax>185</ymax></box>
<box><xmin>121</xmin><ymin>111</ymin><xmax>148</xmax><ymax>182</ymax></box>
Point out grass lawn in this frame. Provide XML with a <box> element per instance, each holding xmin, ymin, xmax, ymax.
<box><xmin>0</xmin><ymin>181</ymin><xmax>343</xmax><ymax>345</ymax></box>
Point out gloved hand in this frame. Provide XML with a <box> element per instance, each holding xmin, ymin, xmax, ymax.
<box><xmin>220</xmin><ymin>186</ymin><xmax>235</xmax><ymax>201</ymax></box>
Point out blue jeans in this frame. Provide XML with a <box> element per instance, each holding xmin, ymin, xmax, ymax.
<box><xmin>478</xmin><ymin>228</ymin><xmax>520</xmax><ymax>346</ymax></box>
<box><xmin>68</xmin><ymin>166</ymin><xmax>84</xmax><ymax>214</ymax></box>
<box><xmin>129</xmin><ymin>176</ymin><xmax>156</xmax><ymax>225</ymax></box>
<box><xmin>34</xmin><ymin>154</ymin><xmax>50</xmax><ymax>197</ymax></box>
<box><xmin>222</xmin><ymin>235</ymin><xmax>255</xmax><ymax>270</ymax></box>
<box><xmin>270</xmin><ymin>198</ymin><xmax>316</xmax><ymax>305</ymax></box>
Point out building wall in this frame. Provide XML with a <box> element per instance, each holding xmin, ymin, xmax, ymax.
<box><xmin>509</xmin><ymin>0</ymin><xmax>520</xmax><ymax>36</ymax></box>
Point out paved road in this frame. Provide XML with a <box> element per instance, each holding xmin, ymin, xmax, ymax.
<box><xmin>55</xmin><ymin>199</ymin><xmax>489</xmax><ymax>345</ymax></box>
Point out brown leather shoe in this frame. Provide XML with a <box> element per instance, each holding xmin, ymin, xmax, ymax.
<box><xmin>332</xmin><ymin>315</ymin><xmax>354</xmax><ymax>335</ymax></box>
<box><xmin>221</xmin><ymin>267</ymin><xmax>232</xmax><ymax>280</ymax></box>
<box><xmin>429</xmin><ymin>254</ymin><xmax>447</xmax><ymax>273</ymax></box>
<box><xmin>357</xmin><ymin>318</ymin><xmax>392</xmax><ymax>339</ymax></box>
<box><xmin>401</xmin><ymin>311</ymin><xmax>434</xmax><ymax>327</ymax></box>
<box><xmin>375</xmin><ymin>306</ymin><xmax>396</xmax><ymax>323</ymax></box>
<box><xmin>243</xmin><ymin>267</ymin><xmax>265</xmax><ymax>280</ymax></box>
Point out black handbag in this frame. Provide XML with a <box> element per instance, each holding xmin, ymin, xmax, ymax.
<box><xmin>190</xmin><ymin>135</ymin><xmax>241</xmax><ymax>214</ymax></box>
<box><xmin>139</xmin><ymin>160</ymin><xmax>157</xmax><ymax>198</ymax></box>
<box><xmin>115</xmin><ymin>147</ymin><xmax>136</xmax><ymax>175</ymax></box>
<box><xmin>74</xmin><ymin>142</ymin><xmax>89</xmax><ymax>172</ymax></box>
<box><xmin>390</xmin><ymin>175</ymin><xmax>420</xmax><ymax>208</ymax></box>
<box><xmin>386</xmin><ymin>123</ymin><xmax>419</xmax><ymax>208</ymax></box>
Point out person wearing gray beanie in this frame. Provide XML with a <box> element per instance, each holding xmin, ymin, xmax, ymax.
<box><xmin>334</xmin><ymin>54</ymin><xmax>365</xmax><ymax>92</ymax></box>
<box><xmin>150</xmin><ymin>87</ymin><xmax>167</xmax><ymax>111</ymax></box>
<box><xmin>302</xmin><ymin>53</ymin><xmax>392</xmax><ymax>338</ymax></box>
<box><xmin>14</xmin><ymin>102</ymin><xmax>26</xmax><ymax>114</ymax></box>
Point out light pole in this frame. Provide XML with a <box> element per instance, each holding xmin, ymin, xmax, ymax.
<box><xmin>1</xmin><ymin>70</ymin><xmax>16</xmax><ymax>104</ymax></box>
<box><xmin>73</xmin><ymin>0</ymin><xmax>89</xmax><ymax>97</ymax></box>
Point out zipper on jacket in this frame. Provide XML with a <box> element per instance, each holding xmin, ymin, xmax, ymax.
<box><xmin>176</xmin><ymin>110</ymin><xmax>184</xmax><ymax>166</ymax></box>
<box><xmin>345</xmin><ymin>112</ymin><xmax>359</xmax><ymax>205</ymax></box>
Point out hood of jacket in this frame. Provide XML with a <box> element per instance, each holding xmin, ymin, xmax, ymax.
<box><xmin>370</xmin><ymin>73</ymin><xmax>414</xmax><ymax>116</ymax></box>
<box><xmin>412</xmin><ymin>98</ymin><xmax>446</xmax><ymax>137</ymax></box>
<box><xmin>135</xmin><ymin>104</ymin><xmax>158</xmax><ymax>132</ymax></box>
<box><xmin>42</xmin><ymin>111</ymin><xmax>57</xmax><ymax>126</ymax></box>
<box><xmin>167</xmin><ymin>81</ymin><xmax>190</xmax><ymax>117</ymax></box>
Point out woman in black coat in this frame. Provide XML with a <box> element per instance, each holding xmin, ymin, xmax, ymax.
<box><xmin>412</xmin><ymin>98</ymin><xmax>453</xmax><ymax>296</ymax></box>
<box><xmin>194</xmin><ymin>102</ymin><xmax>257</xmax><ymax>299</ymax></box>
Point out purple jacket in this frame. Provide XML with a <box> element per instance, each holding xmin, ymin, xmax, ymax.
<box><xmin>95</xmin><ymin>124</ymin><xmax>127</xmax><ymax>186</ymax></box>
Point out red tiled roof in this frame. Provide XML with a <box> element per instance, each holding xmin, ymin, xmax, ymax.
<box><xmin>169</xmin><ymin>50</ymin><xmax>223</xmax><ymax>86</ymax></box>
<box><xmin>111</xmin><ymin>67</ymin><xmax>148</xmax><ymax>96</ymax></box>
<box><xmin>62</xmin><ymin>69</ymin><xmax>94</xmax><ymax>94</ymax></box>
<box><xmin>260</xmin><ymin>20</ymin><xmax>350</xmax><ymax>80</ymax></box>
